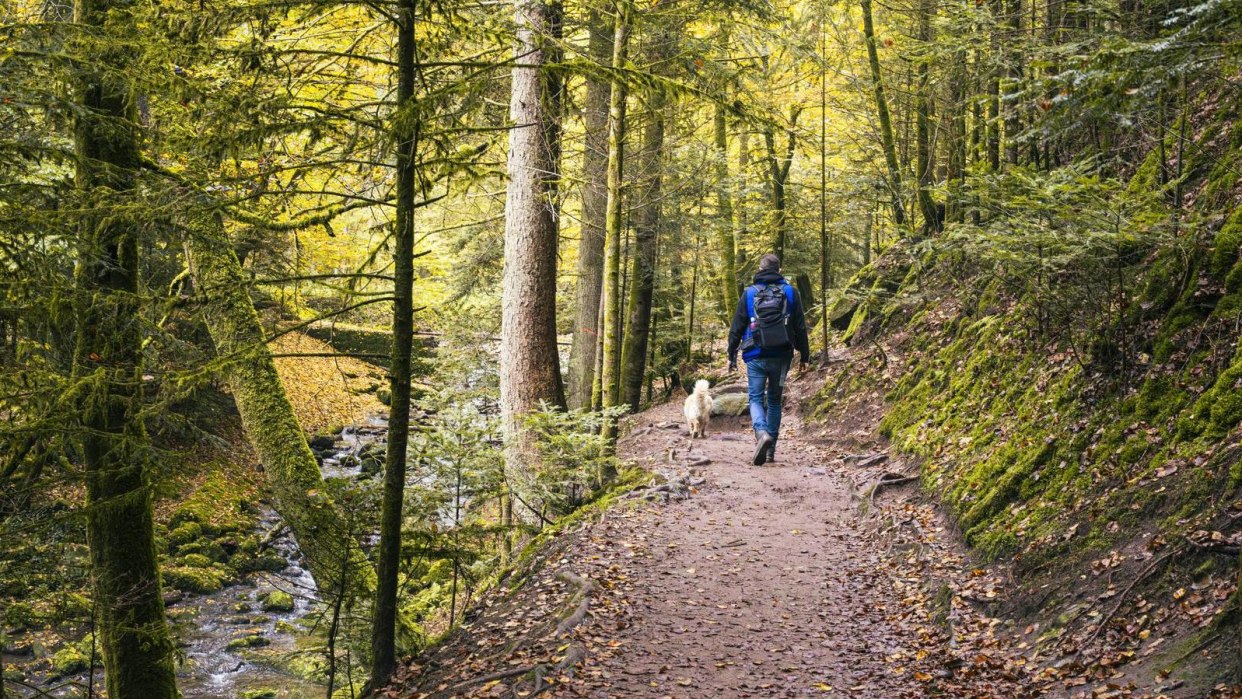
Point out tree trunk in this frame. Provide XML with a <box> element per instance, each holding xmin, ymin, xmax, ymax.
<box><xmin>369</xmin><ymin>0</ymin><xmax>418</xmax><ymax>684</ymax></box>
<box><xmin>1005</xmin><ymin>0</ymin><xmax>1023</xmax><ymax>166</ymax></box>
<box><xmin>566</xmin><ymin>8</ymin><xmax>613</xmax><ymax>410</ymax></box>
<box><xmin>713</xmin><ymin>101</ymin><xmax>739</xmax><ymax>313</ymax></box>
<box><xmin>987</xmin><ymin>0</ymin><xmax>1002</xmax><ymax>171</ymax></box>
<box><xmin>819</xmin><ymin>19</ymin><xmax>831</xmax><ymax>355</ymax></box>
<box><xmin>946</xmin><ymin>19</ymin><xmax>968</xmax><ymax>224</ymax></box>
<box><xmin>915</xmin><ymin>0</ymin><xmax>941</xmax><ymax>236</ymax></box>
<box><xmin>860</xmin><ymin>0</ymin><xmax>906</xmax><ymax>228</ymax></box>
<box><xmin>73</xmin><ymin>0</ymin><xmax>179</xmax><ymax>691</ymax></box>
<box><xmin>737</xmin><ymin>127</ymin><xmax>750</xmax><ymax>274</ymax></box>
<box><xmin>619</xmin><ymin>28</ymin><xmax>672</xmax><ymax>412</ymax></box>
<box><xmin>500</xmin><ymin>0</ymin><xmax>568</xmax><ymax>517</ymax></box>
<box><xmin>599</xmin><ymin>0</ymin><xmax>631</xmax><ymax>441</ymax></box>
<box><xmin>184</xmin><ymin>221</ymin><xmax>376</xmax><ymax>604</ymax></box>
<box><xmin>764</xmin><ymin>106</ymin><xmax>802</xmax><ymax>260</ymax></box>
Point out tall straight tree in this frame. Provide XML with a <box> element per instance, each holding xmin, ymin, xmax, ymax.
<box><xmin>567</xmin><ymin>7</ymin><xmax>613</xmax><ymax>410</ymax></box>
<box><xmin>619</xmin><ymin>10</ymin><xmax>676</xmax><ymax>412</ymax></box>
<box><xmin>818</xmin><ymin>8</ymin><xmax>831</xmax><ymax>354</ymax></box>
<box><xmin>370</xmin><ymin>0</ymin><xmax>418</xmax><ymax>684</ymax></box>
<box><xmin>860</xmin><ymin>0</ymin><xmax>906</xmax><ymax>228</ymax></box>
<box><xmin>914</xmin><ymin>0</ymin><xmax>941</xmax><ymax>235</ymax></box>
<box><xmin>764</xmin><ymin>105</ymin><xmax>802</xmax><ymax>259</ymax></box>
<box><xmin>714</xmin><ymin>93</ymin><xmax>739</xmax><ymax>311</ymax></box>
<box><xmin>71</xmin><ymin>0</ymin><xmax>179</xmax><ymax>694</ymax></box>
<box><xmin>500</xmin><ymin>0</ymin><xmax>567</xmax><ymax>510</ymax></box>
<box><xmin>599</xmin><ymin>0</ymin><xmax>631</xmax><ymax>440</ymax></box>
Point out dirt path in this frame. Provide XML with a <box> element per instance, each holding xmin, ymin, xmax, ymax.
<box><xmin>549</xmin><ymin>397</ymin><xmax>936</xmax><ymax>698</ymax></box>
<box><xmin>391</xmin><ymin>383</ymin><xmax>1037</xmax><ymax>699</ymax></box>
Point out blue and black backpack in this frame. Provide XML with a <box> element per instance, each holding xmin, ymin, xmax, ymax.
<box><xmin>744</xmin><ymin>283</ymin><xmax>795</xmax><ymax>352</ymax></box>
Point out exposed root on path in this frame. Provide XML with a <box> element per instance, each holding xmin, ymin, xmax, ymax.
<box><xmin>554</xmin><ymin>570</ymin><xmax>594</xmax><ymax>637</ymax></box>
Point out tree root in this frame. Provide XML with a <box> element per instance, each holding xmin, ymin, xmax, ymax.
<box><xmin>529</xmin><ymin>643</ymin><xmax>587</xmax><ymax>697</ymax></box>
<box><xmin>1080</xmin><ymin>547</ymin><xmax>1181</xmax><ymax>651</ymax></box>
<box><xmin>437</xmin><ymin>664</ymin><xmax>539</xmax><ymax>695</ymax></box>
<box><xmin>555</xmin><ymin>570</ymin><xmax>595</xmax><ymax>637</ymax></box>
<box><xmin>856</xmin><ymin>472</ymin><xmax>918</xmax><ymax>515</ymax></box>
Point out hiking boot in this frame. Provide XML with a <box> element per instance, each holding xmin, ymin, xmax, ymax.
<box><xmin>766</xmin><ymin>437</ymin><xmax>778</xmax><ymax>463</ymax></box>
<box><xmin>753</xmin><ymin>429</ymin><xmax>774</xmax><ymax>466</ymax></box>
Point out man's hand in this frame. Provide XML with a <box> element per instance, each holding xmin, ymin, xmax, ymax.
<box><xmin>728</xmin><ymin>359</ymin><xmax>737</xmax><ymax>374</ymax></box>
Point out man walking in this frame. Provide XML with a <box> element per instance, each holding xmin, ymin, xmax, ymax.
<box><xmin>727</xmin><ymin>254</ymin><xmax>810</xmax><ymax>465</ymax></box>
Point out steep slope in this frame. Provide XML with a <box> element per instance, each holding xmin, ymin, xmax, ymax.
<box><xmin>815</xmin><ymin>91</ymin><xmax>1242</xmax><ymax>694</ymax></box>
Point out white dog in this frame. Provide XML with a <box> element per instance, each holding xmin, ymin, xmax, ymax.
<box><xmin>683</xmin><ymin>380</ymin><xmax>714</xmax><ymax>439</ymax></box>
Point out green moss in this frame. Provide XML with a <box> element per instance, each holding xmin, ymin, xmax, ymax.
<box><xmin>226</xmin><ymin>634</ymin><xmax>272</xmax><ymax>650</ymax></box>
<box><xmin>163</xmin><ymin>565</ymin><xmax>229</xmax><ymax>594</ymax></box>
<box><xmin>240</xmin><ymin>690</ymin><xmax>278</xmax><ymax>699</ymax></box>
<box><xmin>167</xmin><ymin>521</ymin><xmax>203</xmax><ymax>548</ymax></box>
<box><xmin>49</xmin><ymin>641</ymin><xmax>97</xmax><ymax>677</ymax></box>
<box><xmin>260</xmin><ymin>590</ymin><xmax>295</xmax><ymax>612</ymax></box>
<box><xmin>233</xmin><ymin>552</ymin><xmax>288</xmax><ymax>574</ymax></box>
<box><xmin>177</xmin><ymin>553</ymin><xmax>215</xmax><ymax>568</ymax></box>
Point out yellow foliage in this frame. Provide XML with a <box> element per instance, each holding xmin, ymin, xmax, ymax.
<box><xmin>269</xmin><ymin>331</ymin><xmax>387</xmax><ymax>434</ymax></box>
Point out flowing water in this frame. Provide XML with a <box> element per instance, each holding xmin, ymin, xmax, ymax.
<box><xmin>4</xmin><ymin>417</ymin><xmax>392</xmax><ymax>699</ymax></box>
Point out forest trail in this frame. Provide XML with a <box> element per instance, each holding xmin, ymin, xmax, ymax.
<box><xmin>392</xmin><ymin>377</ymin><xmax>1037</xmax><ymax>698</ymax></box>
<box><xmin>573</xmin><ymin>394</ymin><xmax>935</xmax><ymax>697</ymax></box>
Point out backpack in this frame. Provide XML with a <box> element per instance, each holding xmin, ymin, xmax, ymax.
<box><xmin>747</xmin><ymin>283</ymin><xmax>793</xmax><ymax>350</ymax></box>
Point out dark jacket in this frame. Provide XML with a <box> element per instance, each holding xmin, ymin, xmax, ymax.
<box><xmin>727</xmin><ymin>270</ymin><xmax>811</xmax><ymax>364</ymax></box>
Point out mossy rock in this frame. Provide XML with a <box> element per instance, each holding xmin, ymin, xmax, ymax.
<box><xmin>178</xmin><ymin>553</ymin><xmax>215</xmax><ymax>569</ymax></box>
<box><xmin>3</xmin><ymin>601</ymin><xmax>39</xmax><ymax>629</ymax></box>
<box><xmin>260</xmin><ymin>590</ymin><xmax>295</xmax><ymax>612</ymax></box>
<box><xmin>234</xmin><ymin>552</ymin><xmax>288</xmax><ymax>574</ymax></box>
<box><xmin>164</xmin><ymin>565</ymin><xmax>229</xmax><ymax>594</ymax></box>
<box><xmin>226</xmin><ymin>634</ymin><xmax>271</xmax><ymax>651</ymax></box>
<box><xmin>240</xmin><ymin>690</ymin><xmax>279</xmax><ymax>699</ymax></box>
<box><xmin>377</xmin><ymin>388</ymin><xmax>392</xmax><ymax>405</ymax></box>
<box><xmin>308</xmin><ymin>433</ymin><xmax>336</xmax><ymax>450</ymax></box>
<box><xmin>175</xmin><ymin>540</ymin><xmax>228</xmax><ymax>562</ymax></box>
<box><xmin>49</xmin><ymin>642</ymin><xmax>97</xmax><ymax>677</ymax></box>
<box><xmin>359</xmin><ymin>456</ymin><xmax>383</xmax><ymax>477</ymax></box>
<box><xmin>711</xmin><ymin>392</ymin><xmax>749</xmax><ymax>417</ymax></box>
<box><xmin>167</xmin><ymin>521</ymin><xmax>204</xmax><ymax>548</ymax></box>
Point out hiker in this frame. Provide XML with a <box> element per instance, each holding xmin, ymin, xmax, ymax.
<box><xmin>727</xmin><ymin>253</ymin><xmax>810</xmax><ymax>466</ymax></box>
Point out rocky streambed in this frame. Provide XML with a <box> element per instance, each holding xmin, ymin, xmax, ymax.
<box><xmin>2</xmin><ymin>417</ymin><xmax>392</xmax><ymax>699</ymax></box>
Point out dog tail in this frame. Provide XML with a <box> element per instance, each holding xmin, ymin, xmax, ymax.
<box><xmin>694</xmin><ymin>379</ymin><xmax>710</xmax><ymax>394</ymax></box>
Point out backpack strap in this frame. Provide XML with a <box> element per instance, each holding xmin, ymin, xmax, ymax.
<box><xmin>781</xmin><ymin>283</ymin><xmax>795</xmax><ymax>314</ymax></box>
<box><xmin>745</xmin><ymin>284</ymin><xmax>762</xmax><ymax>320</ymax></box>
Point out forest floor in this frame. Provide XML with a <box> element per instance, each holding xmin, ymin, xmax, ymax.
<box><xmin>386</xmin><ymin>367</ymin><xmax>1100</xmax><ymax>698</ymax></box>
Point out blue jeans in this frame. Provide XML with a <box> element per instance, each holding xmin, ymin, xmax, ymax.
<box><xmin>746</xmin><ymin>356</ymin><xmax>791</xmax><ymax>438</ymax></box>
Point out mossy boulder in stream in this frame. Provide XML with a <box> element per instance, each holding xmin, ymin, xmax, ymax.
<box><xmin>260</xmin><ymin>590</ymin><xmax>295</xmax><ymax>612</ymax></box>
<box><xmin>163</xmin><ymin>565</ymin><xmax>230</xmax><ymax>594</ymax></box>
<box><xmin>226</xmin><ymin>634</ymin><xmax>271</xmax><ymax>650</ymax></box>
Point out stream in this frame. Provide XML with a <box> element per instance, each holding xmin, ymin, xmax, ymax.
<box><xmin>176</xmin><ymin>416</ymin><xmax>393</xmax><ymax>698</ymax></box>
<box><xmin>4</xmin><ymin>416</ymin><xmax>392</xmax><ymax>699</ymax></box>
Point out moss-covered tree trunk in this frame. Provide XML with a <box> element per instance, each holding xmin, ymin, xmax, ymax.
<box><xmin>369</xmin><ymin>0</ymin><xmax>418</xmax><ymax>684</ymax></box>
<box><xmin>914</xmin><ymin>0</ymin><xmax>941</xmax><ymax>235</ymax></box>
<box><xmin>861</xmin><ymin>0</ymin><xmax>906</xmax><ymax>228</ymax></box>
<box><xmin>599</xmin><ymin>0</ymin><xmax>631</xmax><ymax>447</ymax></box>
<box><xmin>714</xmin><ymin>99</ymin><xmax>739</xmax><ymax>315</ymax></box>
<box><xmin>183</xmin><ymin>221</ymin><xmax>376</xmax><ymax>604</ymax></box>
<box><xmin>764</xmin><ymin>105</ymin><xmax>801</xmax><ymax>259</ymax></box>
<box><xmin>72</xmin><ymin>0</ymin><xmax>179</xmax><ymax>692</ymax></box>
<box><xmin>566</xmin><ymin>8</ymin><xmax>613</xmax><ymax>411</ymax></box>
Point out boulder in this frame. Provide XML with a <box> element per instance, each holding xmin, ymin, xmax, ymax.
<box><xmin>711</xmin><ymin>393</ymin><xmax>749</xmax><ymax>417</ymax></box>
